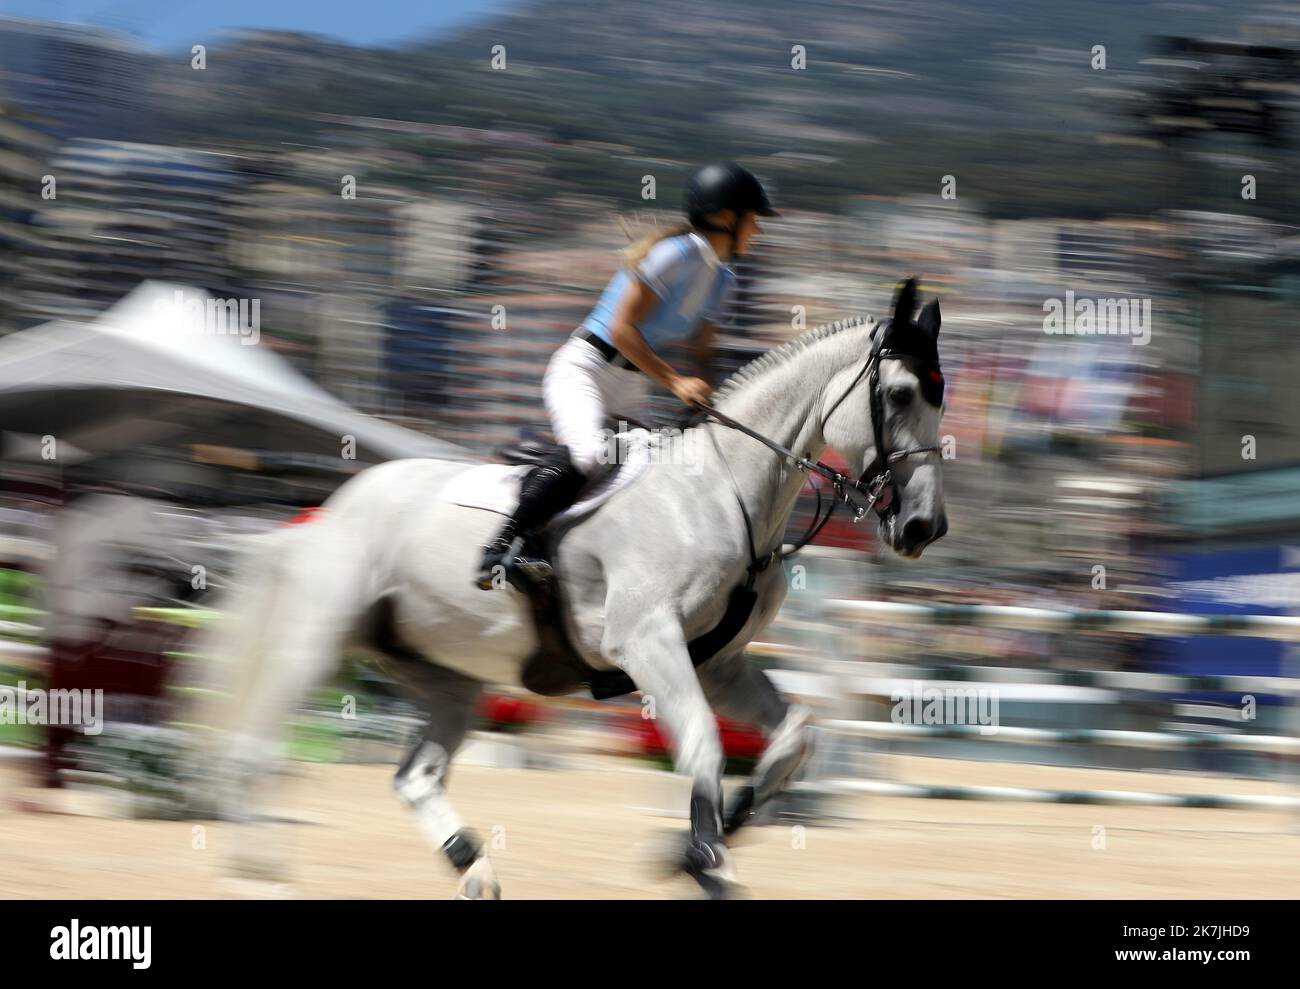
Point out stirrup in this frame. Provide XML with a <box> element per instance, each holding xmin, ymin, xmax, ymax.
<box><xmin>511</xmin><ymin>556</ymin><xmax>554</xmax><ymax>587</ymax></box>
<box><xmin>474</xmin><ymin>537</ymin><xmax>517</xmax><ymax>590</ymax></box>
<box><xmin>474</xmin><ymin>556</ymin><xmax>552</xmax><ymax>592</ymax></box>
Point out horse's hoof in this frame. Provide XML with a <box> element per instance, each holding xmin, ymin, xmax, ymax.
<box><xmin>456</xmin><ymin>878</ymin><xmax>502</xmax><ymax>900</ymax></box>
<box><xmin>685</xmin><ymin>858</ymin><xmax>744</xmax><ymax>900</ymax></box>
<box><xmin>674</xmin><ymin>835</ymin><xmax>738</xmax><ymax>899</ymax></box>
<box><xmin>644</xmin><ymin>829</ymin><xmax>743</xmax><ymax>899</ymax></box>
<box><xmin>690</xmin><ymin>873</ymin><xmax>744</xmax><ymax>900</ymax></box>
<box><xmin>456</xmin><ymin>857</ymin><xmax>502</xmax><ymax>900</ymax></box>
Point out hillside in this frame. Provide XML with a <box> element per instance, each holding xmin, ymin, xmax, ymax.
<box><xmin>139</xmin><ymin>0</ymin><xmax>1287</xmax><ymax>219</ymax></box>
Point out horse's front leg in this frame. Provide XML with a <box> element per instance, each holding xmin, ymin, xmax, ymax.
<box><xmin>699</xmin><ymin>650</ymin><xmax>816</xmax><ymax>835</ymax></box>
<box><xmin>605</xmin><ymin>608</ymin><xmax>734</xmax><ymax>897</ymax></box>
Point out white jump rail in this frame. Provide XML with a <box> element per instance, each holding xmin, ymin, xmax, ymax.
<box><xmin>827</xmin><ymin>599</ymin><xmax>1300</xmax><ymax>640</ymax></box>
<box><xmin>821</xmin><ymin>718</ymin><xmax>1300</xmax><ymax>754</ymax></box>
<box><xmin>795</xmin><ymin>599</ymin><xmax>1300</xmax><ymax>814</ymax></box>
<box><xmin>790</xmin><ymin>779</ymin><xmax>1300</xmax><ymax>811</ymax></box>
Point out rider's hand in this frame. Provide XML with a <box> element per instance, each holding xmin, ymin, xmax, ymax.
<box><xmin>671</xmin><ymin>375</ymin><xmax>714</xmax><ymax>409</ymax></box>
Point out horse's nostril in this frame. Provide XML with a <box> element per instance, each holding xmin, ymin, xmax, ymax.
<box><xmin>902</xmin><ymin>518</ymin><xmax>933</xmax><ymax>546</ymax></box>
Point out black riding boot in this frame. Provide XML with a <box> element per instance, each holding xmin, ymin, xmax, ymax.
<box><xmin>475</xmin><ymin>455</ymin><xmax>586</xmax><ymax>589</ymax></box>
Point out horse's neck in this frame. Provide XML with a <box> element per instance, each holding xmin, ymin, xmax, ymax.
<box><xmin>699</xmin><ymin>332</ymin><xmax>861</xmax><ymax>554</ymax></box>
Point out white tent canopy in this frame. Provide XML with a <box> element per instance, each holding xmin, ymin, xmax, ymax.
<box><xmin>0</xmin><ymin>281</ymin><xmax>467</xmax><ymax>466</ymax></box>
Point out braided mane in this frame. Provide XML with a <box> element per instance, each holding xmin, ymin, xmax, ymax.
<box><xmin>711</xmin><ymin>314</ymin><xmax>878</xmax><ymax>404</ymax></box>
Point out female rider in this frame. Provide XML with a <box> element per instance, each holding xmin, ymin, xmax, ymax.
<box><xmin>475</xmin><ymin>161</ymin><xmax>777</xmax><ymax>588</ymax></box>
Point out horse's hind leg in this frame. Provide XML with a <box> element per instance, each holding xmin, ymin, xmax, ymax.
<box><xmin>697</xmin><ymin>651</ymin><xmax>815</xmax><ymax>836</ymax></box>
<box><xmin>379</xmin><ymin>653</ymin><xmax>497</xmax><ymax>899</ymax></box>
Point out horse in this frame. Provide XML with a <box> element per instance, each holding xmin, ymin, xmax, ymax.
<box><xmin>202</xmin><ymin>277</ymin><xmax>948</xmax><ymax>898</ymax></box>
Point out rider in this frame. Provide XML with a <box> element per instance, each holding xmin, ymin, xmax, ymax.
<box><xmin>474</xmin><ymin>161</ymin><xmax>777</xmax><ymax>589</ymax></box>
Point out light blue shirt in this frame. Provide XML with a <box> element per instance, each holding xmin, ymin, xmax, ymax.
<box><xmin>581</xmin><ymin>233</ymin><xmax>736</xmax><ymax>351</ymax></box>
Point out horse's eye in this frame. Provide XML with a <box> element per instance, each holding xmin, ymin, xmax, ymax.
<box><xmin>887</xmin><ymin>385</ymin><xmax>914</xmax><ymax>407</ymax></box>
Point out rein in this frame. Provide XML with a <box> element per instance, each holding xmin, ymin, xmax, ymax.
<box><xmin>698</xmin><ymin>331</ymin><xmax>941</xmax><ymax>580</ymax></box>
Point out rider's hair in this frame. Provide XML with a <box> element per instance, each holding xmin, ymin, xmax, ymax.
<box><xmin>623</xmin><ymin>221</ymin><xmax>693</xmax><ymax>268</ymax></box>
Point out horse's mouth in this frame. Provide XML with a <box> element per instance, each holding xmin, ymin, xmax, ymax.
<box><xmin>878</xmin><ymin>510</ymin><xmax>903</xmax><ymax>555</ymax></box>
<box><xmin>880</xmin><ymin>509</ymin><xmax>930</xmax><ymax>559</ymax></box>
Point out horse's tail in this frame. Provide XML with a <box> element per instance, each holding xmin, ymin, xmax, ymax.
<box><xmin>187</xmin><ymin>508</ymin><xmax>370</xmax><ymax>826</ymax></box>
<box><xmin>186</xmin><ymin>526</ymin><xmax>300</xmax><ymax>817</ymax></box>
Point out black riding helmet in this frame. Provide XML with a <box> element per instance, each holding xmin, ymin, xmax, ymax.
<box><xmin>685</xmin><ymin>162</ymin><xmax>778</xmax><ymax>242</ymax></box>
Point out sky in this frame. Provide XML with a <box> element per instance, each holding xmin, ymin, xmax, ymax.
<box><xmin>0</xmin><ymin>0</ymin><xmax>521</xmax><ymax>50</ymax></box>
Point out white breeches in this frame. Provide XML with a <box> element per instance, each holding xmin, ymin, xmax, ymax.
<box><xmin>542</xmin><ymin>336</ymin><xmax>652</xmax><ymax>474</ymax></box>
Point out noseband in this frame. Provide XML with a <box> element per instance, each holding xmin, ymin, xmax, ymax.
<box><xmin>700</xmin><ymin>324</ymin><xmax>942</xmax><ymax>574</ymax></box>
<box><xmin>823</xmin><ymin>327</ymin><xmax>944</xmax><ymax>519</ymax></box>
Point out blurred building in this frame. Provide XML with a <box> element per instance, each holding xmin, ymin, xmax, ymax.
<box><xmin>20</xmin><ymin>139</ymin><xmax>243</xmax><ymax>324</ymax></box>
<box><xmin>397</xmin><ymin>198</ymin><xmax>478</xmax><ymax>295</ymax></box>
<box><xmin>0</xmin><ymin>100</ymin><xmax>53</xmax><ymax>334</ymax></box>
<box><xmin>0</xmin><ymin>18</ymin><xmax>145</xmax><ymax>140</ymax></box>
<box><xmin>227</xmin><ymin>166</ymin><xmax>404</xmax><ymax>409</ymax></box>
<box><xmin>380</xmin><ymin>302</ymin><xmax>461</xmax><ymax>417</ymax></box>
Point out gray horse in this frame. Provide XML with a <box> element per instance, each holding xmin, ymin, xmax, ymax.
<box><xmin>205</xmin><ymin>278</ymin><xmax>947</xmax><ymax>898</ymax></box>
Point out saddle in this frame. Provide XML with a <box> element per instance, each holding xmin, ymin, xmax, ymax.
<box><xmin>488</xmin><ymin>428</ymin><xmax>759</xmax><ymax>701</ymax></box>
<box><xmin>493</xmin><ymin>428</ymin><xmax>558</xmax><ymax>470</ymax></box>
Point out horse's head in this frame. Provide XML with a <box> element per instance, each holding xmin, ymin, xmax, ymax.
<box><xmin>823</xmin><ymin>277</ymin><xmax>948</xmax><ymax>559</ymax></box>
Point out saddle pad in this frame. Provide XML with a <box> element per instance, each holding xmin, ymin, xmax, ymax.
<box><xmin>439</xmin><ymin>463</ymin><xmax>530</xmax><ymax>516</ymax></box>
<box><xmin>437</xmin><ymin>429</ymin><xmax>655</xmax><ymax>521</ymax></box>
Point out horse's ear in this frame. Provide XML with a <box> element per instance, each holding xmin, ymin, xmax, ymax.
<box><xmin>917</xmin><ymin>298</ymin><xmax>941</xmax><ymax>339</ymax></box>
<box><xmin>891</xmin><ymin>277</ymin><xmax>919</xmax><ymax>327</ymax></box>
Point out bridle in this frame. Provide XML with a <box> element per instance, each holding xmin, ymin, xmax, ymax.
<box><xmin>699</xmin><ymin>321</ymin><xmax>942</xmax><ymax>582</ymax></box>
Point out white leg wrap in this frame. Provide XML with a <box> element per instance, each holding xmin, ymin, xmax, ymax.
<box><xmin>394</xmin><ymin>741</ymin><xmax>468</xmax><ymax>855</ymax></box>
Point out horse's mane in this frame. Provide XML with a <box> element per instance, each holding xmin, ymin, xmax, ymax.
<box><xmin>712</xmin><ymin>314</ymin><xmax>878</xmax><ymax>405</ymax></box>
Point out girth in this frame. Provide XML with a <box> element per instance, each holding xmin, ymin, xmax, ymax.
<box><xmin>518</xmin><ymin>527</ymin><xmax>759</xmax><ymax>700</ymax></box>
